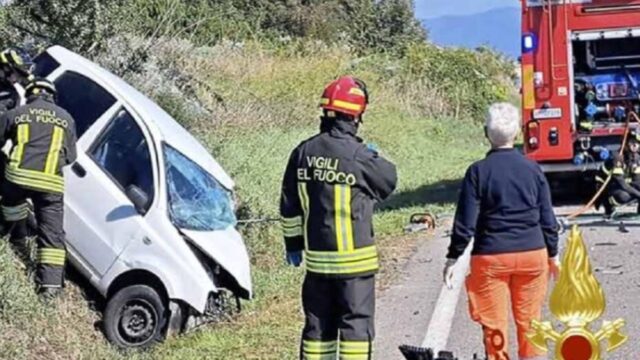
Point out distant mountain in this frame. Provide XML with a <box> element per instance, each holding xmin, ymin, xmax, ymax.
<box><xmin>415</xmin><ymin>0</ymin><xmax>516</xmax><ymax>19</ymax></box>
<box><xmin>422</xmin><ymin>7</ymin><xmax>521</xmax><ymax>58</ymax></box>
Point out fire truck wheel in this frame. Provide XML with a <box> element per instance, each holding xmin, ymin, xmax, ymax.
<box><xmin>104</xmin><ymin>284</ymin><xmax>168</xmax><ymax>349</ymax></box>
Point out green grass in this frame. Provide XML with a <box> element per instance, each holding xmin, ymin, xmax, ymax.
<box><xmin>0</xmin><ymin>41</ymin><xmax>493</xmax><ymax>359</ymax></box>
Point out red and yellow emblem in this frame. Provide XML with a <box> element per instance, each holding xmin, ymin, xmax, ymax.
<box><xmin>527</xmin><ymin>226</ymin><xmax>628</xmax><ymax>360</ymax></box>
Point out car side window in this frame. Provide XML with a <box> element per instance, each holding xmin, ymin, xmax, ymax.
<box><xmin>54</xmin><ymin>71</ymin><xmax>116</xmax><ymax>138</ymax></box>
<box><xmin>90</xmin><ymin>109</ymin><xmax>155</xmax><ymax>208</ymax></box>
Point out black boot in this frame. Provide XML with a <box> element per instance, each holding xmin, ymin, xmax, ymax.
<box><xmin>594</xmin><ymin>196</ymin><xmax>603</xmax><ymax>211</ymax></box>
<box><xmin>9</xmin><ymin>237</ymin><xmax>30</xmax><ymax>264</ymax></box>
<box><xmin>38</xmin><ymin>287</ymin><xmax>63</xmax><ymax>302</ymax></box>
<box><xmin>0</xmin><ymin>221</ymin><xmax>7</xmax><ymax>238</ymax></box>
<box><xmin>604</xmin><ymin>203</ymin><xmax>614</xmax><ymax>219</ymax></box>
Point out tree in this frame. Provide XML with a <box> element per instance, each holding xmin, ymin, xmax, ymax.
<box><xmin>0</xmin><ymin>0</ymin><xmax>131</xmax><ymax>54</ymax></box>
<box><xmin>0</xmin><ymin>0</ymin><xmax>426</xmax><ymax>56</ymax></box>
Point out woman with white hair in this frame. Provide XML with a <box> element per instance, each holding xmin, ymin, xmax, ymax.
<box><xmin>443</xmin><ymin>103</ymin><xmax>560</xmax><ymax>360</ymax></box>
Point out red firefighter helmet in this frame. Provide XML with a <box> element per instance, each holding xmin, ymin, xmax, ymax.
<box><xmin>320</xmin><ymin>76</ymin><xmax>369</xmax><ymax>117</ymax></box>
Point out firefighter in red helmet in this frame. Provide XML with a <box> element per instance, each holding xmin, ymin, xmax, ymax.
<box><xmin>280</xmin><ymin>76</ymin><xmax>397</xmax><ymax>360</ymax></box>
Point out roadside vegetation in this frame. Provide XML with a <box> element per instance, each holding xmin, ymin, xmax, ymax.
<box><xmin>0</xmin><ymin>1</ymin><xmax>516</xmax><ymax>359</ymax></box>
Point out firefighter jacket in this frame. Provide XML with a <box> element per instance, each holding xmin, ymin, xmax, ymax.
<box><xmin>280</xmin><ymin>118</ymin><xmax>397</xmax><ymax>278</ymax></box>
<box><xmin>0</xmin><ymin>79</ymin><xmax>19</xmax><ymax>114</ymax></box>
<box><xmin>599</xmin><ymin>155</ymin><xmax>640</xmax><ymax>199</ymax></box>
<box><xmin>626</xmin><ymin>152</ymin><xmax>640</xmax><ymax>185</ymax></box>
<box><xmin>0</xmin><ymin>96</ymin><xmax>77</xmax><ymax>194</ymax></box>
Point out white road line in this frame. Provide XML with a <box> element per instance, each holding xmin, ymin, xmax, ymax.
<box><xmin>421</xmin><ymin>244</ymin><xmax>472</xmax><ymax>354</ymax></box>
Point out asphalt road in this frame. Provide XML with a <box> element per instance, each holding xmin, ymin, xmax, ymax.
<box><xmin>375</xmin><ymin>208</ymin><xmax>640</xmax><ymax>360</ymax></box>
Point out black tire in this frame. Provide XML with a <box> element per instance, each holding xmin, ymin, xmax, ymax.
<box><xmin>104</xmin><ymin>285</ymin><xmax>167</xmax><ymax>349</ymax></box>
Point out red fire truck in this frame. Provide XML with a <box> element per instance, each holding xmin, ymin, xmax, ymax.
<box><xmin>520</xmin><ymin>0</ymin><xmax>640</xmax><ymax>189</ymax></box>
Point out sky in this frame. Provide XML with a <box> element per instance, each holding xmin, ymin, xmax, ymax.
<box><xmin>415</xmin><ymin>0</ymin><xmax>518</xmax><ymax>19</ymax></box>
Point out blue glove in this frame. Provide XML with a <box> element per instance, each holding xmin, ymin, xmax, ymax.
<box><xmin>367</xmin><ymin>143</ymin><xmax>379</xmax><ymax>154</ymax></box>
<box><xmin>286</xmin><ymin>251</ymin><xmax>303</xmax><ymax>267</ymax></box>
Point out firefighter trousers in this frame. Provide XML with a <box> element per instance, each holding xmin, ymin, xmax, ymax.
<box><xmin>2</xmin><ymin>181</ymin><xmax>66</xmax><ymax>288</ymax></box>
<box><xmin>605</xmin><ymin>189</ymin><xmax>640</xmax><ymax>214</ymax></box>
<box><xmin>0</xmin><ymin>151</ymin><xmax>30</xmax><ymax>245</ymax></box>
<box><xmin>300</xmin><ymin>274</ymin><xmax>375</xmax><ymax>360</ymax></box>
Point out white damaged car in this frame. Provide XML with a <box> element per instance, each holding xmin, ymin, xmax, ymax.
<box><xmin>31</xmin><ymin>46</ymin><xmax>252</xmax><ymax>348</ymax></box>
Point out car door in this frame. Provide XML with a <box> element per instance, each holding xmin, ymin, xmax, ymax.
<box><xmin>50</xmin><ymin>69</ymin><xmax>156</xmax><ymax>277</ymax></box>
<box><xmin>65</xmin><ymin>107</ymin><xmax>156</xmax><ymax>277</ymax></box>
<box><xmin>47</xmin><ymin>70</ymin><xmax>118</xmax><ymax>276</ymax></box>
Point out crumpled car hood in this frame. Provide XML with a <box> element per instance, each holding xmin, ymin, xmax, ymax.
<box><xmin>181</xmin><ymin>227</ymin><xmax>252</xmax><ymax>298</ymax></box>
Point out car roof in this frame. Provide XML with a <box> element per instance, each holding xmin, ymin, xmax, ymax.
<box><xmin>46</xmin><ymin>46</ymin><xmax>234</xmax><ymax>190</ymax></box>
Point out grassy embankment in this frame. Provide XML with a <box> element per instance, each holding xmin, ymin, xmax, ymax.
<box><xmin>0</xmin><ymin>41</ymin><xmax>507</xmax><ymax>359</ymax></box>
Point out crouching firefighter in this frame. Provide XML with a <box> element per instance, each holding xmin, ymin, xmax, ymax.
<box><xmin>280</xmin><ymin>76</ymin><xmax>397</xmax><ymax>360</ymax></box>
<box><xmin>0</xmin><ymin>78</ymin><xmax>77</xmax><ymax>300</ymax></box>
<box><xmin>596</xmin><ymin>135</ymin><xmax>640</xmax><ymax>216</ymax></box>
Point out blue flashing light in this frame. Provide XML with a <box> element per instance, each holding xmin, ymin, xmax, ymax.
<box><xmin>599</xmin><ymin>148</ymin><xmax>611</xmax><ymax>161</ymax></box>
<box><xmin>522</xmin><ymin>33</ymin><xmax>537</xmax><ymax>54</ymax></box>
<box><xmin>573</xmin><ymin>153</ymin><xmax>586</xmax><ymax>166</ymax></box>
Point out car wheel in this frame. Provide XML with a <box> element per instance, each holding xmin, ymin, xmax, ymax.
<box><xmin>104</xmin><ymin>285</ymin><xmax>167</xmax><ymax>349</ymax></box>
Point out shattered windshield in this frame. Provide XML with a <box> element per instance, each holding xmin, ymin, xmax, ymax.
<box><xmin>164</xmin><ymin>144</ymin><xmax>237</xmax><ymax>231</ymax></box>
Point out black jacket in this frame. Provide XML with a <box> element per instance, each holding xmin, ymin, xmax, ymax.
<box><xmin>599</xmin><ymin>154</ymin><xmax>640</xmax><ymax>199</ymax></box>
<box><xmin>280</xmin><ymin>118</ymin><xmax>397</xmax><ymax>277</ymax></box>
<box><xmin>0</xmin><ymin>96</ymin><xmax>77</xmax><ymax>194</ymax></box>
<box><xmin>447</xmin><ymin>148</ymin><xmax>558</xmax><ymax>260</ymax></box>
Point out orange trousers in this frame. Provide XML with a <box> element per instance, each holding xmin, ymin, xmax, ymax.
<box><xmin>465</xmin><ymin>248</ymin><xmax>549</xmax><ymax>360</ymax></box>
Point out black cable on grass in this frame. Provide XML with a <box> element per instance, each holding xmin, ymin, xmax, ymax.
<box><xmin>236</xmin><ymin>217</ymin><xmax>281</xmax><ymax>226</ymax></box>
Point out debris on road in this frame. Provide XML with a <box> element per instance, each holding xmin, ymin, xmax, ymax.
<box><xmin>619</xmin><ymin>222</ymin><xmax>629</xmax><ymax>233</ymax></box>
<box><xmin>595</xmin><ymin>242</ymin><xmax>617</xmax><ymax>246</ymax></box>
<box><xmin>557</xmin><ymin>212</ymin><xmax>640</xmax><ymax>233</ymax></box>
<box><xmin>405</xmin><ymin>213</ymin><xmax>437</xmax><ymax>233</ymax></box>
<box><xmin>398</xmin><ymin>345</ymin><xmax>457</xmax><ymax>360</ymax></box>
<box><xmin>602</xmin><ymin>270</ymin><xmax>624</xmax><ymax>275</ymax></box>
<box><xmin>595</xmin><ymin>267</ymin><xmax>624</xmax><ymax>275</ymax></box>
<box><xmin>594</xmin><ymin>262</ymin><xmax>625</xmax><ymax>275</ymax></box>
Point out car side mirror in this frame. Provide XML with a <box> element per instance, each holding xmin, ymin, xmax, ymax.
<box><xmin>126</xmin><ymin>185</ymin><xmax>149</xmax><ymax>215</ymax></box>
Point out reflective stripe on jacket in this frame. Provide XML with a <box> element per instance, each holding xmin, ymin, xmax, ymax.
<box><xmin>280</xmin><ymin>119</ymin><xmax>397</xmax><ymax>278</ymax></box>
<box><xmin>0</xmin><ymin>97</ymin><xmax>77</xmax><ymax>193</ymax></box>
<box><xmin>600</xmin><ymin>155</ymin><xmax>640</xmax><ymax>199</ymax></box>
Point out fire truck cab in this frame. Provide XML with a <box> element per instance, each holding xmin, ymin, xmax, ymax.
<box><xmin>521</xmin><ymin>0</ymin><xmax>640</xmax><ymax>188</ymax></box>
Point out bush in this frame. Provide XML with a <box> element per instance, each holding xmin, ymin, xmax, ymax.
<box><xmin>106</xmin><ymin>0</ymin><xmax>426</xmax><ymax>53</ymax></box>
<box><xmin>401</xmin><ymin>42</ymin><xmax>516</xmax><ymax>120</ymax></box>
<box><xmin>0</xmin><ymin>0</ymin><xmax>134</xmax><ymax>55</ymax></box>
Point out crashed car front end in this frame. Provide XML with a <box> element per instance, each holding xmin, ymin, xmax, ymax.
<box><xmin>163</xmin><ymin>143</ymin><xmax>252</xmax><ymax>330</ymax></box>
